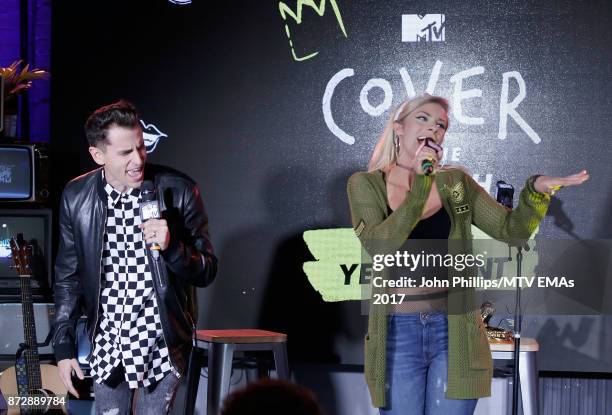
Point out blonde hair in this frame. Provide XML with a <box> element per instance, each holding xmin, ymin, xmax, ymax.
<box><xmin>368</xmin><ymin>94</ymin><xmax>450</xmax><ymax>172</ymax></box>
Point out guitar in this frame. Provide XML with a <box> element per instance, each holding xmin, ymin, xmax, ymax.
<box><xmin>0</xmin><ymin>237</ymin><xmax>67</xmax><ymax>414</ymax></box>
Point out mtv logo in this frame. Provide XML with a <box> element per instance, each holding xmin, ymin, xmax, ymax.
<box><xmin>402</xmin><ymin>14</ymin><xmax>445</xmax><ymax>42</ymax></box>
<box><xmin>0</xmin><ymin>165</ymin><xmax>12</xmax><ymax>184</ymax></box>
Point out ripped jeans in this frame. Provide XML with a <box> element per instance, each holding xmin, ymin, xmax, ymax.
<box><xmin>380</xmin><ymin>313</ymin><xmax>478</xmax><ymax>415</ymax></box>
<box><xmin>93</xmin><ymin>367</ymin><xmax>181</xmax><ymax>415</ymax></box>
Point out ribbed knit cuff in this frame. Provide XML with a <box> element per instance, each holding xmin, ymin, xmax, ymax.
<box><xmin>408</xmin><ymin>173</ymin><xmax>434</xmax><ymax>201</ymax></box>
<box><xmin>525</xmin><ymin>175</ymin><xmax>551</xmax><ymax>204</ymax></box>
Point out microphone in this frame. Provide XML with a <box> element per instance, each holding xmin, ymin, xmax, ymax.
<box><xmin>421</xmin><ymin>159</ymin><xmax>435</xmax><ymax>176</ymax></box>
<box><xmin>495</xmin><ymin>180</ymin><xmax>514</xmax><ymax>209</ymax></box>
<box><xmin>496</xmin><ymin>180</ymin><xmax>529</xmax><ymax>252</ymax></box>
<box><xmin>420</xmin><ymin>138</ymin><xmax>442</xmax><ymax>176</ymax></box>
<box><xmin>140</xmin><ymin>180</ymin><xmax>161</xmax><ymax>259</ymax></box>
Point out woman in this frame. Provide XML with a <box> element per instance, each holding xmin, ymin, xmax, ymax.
<box><xmin>347</xmin><ymin>94</ymin><xmax>588</xmax><ymax>414</ymax></box>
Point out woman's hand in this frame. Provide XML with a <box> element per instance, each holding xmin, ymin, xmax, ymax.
<box><xmin>533</xmin><ymin>170</ymin><xmax>589</xmax><ymax>195</ymax></box>
<box><xmin>412</xmin><ymin>140</ymin><xmax>442</xmax><ymax>175</ymax></box>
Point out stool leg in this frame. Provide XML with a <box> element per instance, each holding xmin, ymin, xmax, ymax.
<box><xmin>207</xmin><ymin>343</ymin><xmax>234</xmax><ymax>415</ymax></box>
<box><xmin>519</xmin><ymin>351</ymin><xmax>539</xmax><ymax>415</ymax></box>
<box><xmin>184</xmin><ymin>347</ymin><xmax>203</xmax><ymax>415</ymax></box>
<box><xmin>244</xmin><ymin>356</ymin><xmax>260</xmax><ymax>384</ymax></box>
<box><xmin>272</xmin><ymin>343</ymin><xmax>290</xmax><ymax>380</ymax></box>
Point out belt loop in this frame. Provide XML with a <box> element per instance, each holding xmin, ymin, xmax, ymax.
<box><xmin>420</xmin><ymin>312</ymin><xmax>428</xmax><ymax>323</ymax></box>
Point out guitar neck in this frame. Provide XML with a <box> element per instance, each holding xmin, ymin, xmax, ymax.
<box><xmin>19</xmin><ymin>274</ymin><xmax>43</xmax><ymax>392</ymax></box>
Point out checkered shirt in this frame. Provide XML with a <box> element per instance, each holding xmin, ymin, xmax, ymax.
<box><xmin>89</xmin><ymin>180</ymin><xmax>174</xmax><ymax>388</ymax></box>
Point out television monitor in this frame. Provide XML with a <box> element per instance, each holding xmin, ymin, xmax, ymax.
<box><xmin>0</xmin><ymin>143</ymin><xmax>48</xmax><ymax>203</ymax></box>
<box><xmin>0</xmin><ymin>209</ymin><xmax>52</xmax><ymax>302</ymax></box>
<box><xmin>0</xmin><ymin>145</ymin><xmax>33</xmax><ymax>200</ymax></box>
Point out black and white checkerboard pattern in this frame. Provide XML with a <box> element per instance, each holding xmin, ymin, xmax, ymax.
<box><xmin>89</xmin><ymin>182</ymin><xmax>173</xmax><ymax>388</ymax></box>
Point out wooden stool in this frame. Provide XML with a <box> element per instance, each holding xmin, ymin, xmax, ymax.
<box><xmin>490</xmin><ymin>338</ymin><xmax>539</xmax><ymax>415</ymax></box>
<box><xmin>184</xmin><ymin>329</ymin><xmax>289</xmax><ymax>415</ymax></box>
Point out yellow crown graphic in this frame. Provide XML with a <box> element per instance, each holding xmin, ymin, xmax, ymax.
<box><xmin>278</xmin><ymin>0</ymin><xmax>348</xmax><ymax>62</ymax></box>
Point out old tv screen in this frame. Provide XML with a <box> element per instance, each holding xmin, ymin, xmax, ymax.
<box><xmin>0</xmin><ymin>145</ymin><xmax>33</xmax><ymax>201</ymax></box>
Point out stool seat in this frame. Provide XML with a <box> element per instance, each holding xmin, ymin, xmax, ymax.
<box><xmin>185</xmin><ymin>329</ymin><xmax>290</xmax><ymax>415</ymax></box>
<box><xmin>196</xmin><ymin>329</ymin><xmax>287</xmax><ymax>344</ymax></box>
<box><xmin>489</xmin><ymin>337</ymin><xmax>539</xmax><ymax>352</ymax></box>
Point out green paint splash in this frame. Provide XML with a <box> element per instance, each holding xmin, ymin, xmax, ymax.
<box><xmin>303</xmin><ymin>228</ymin><xmax>362</xmax><ymax>301</ymax></box>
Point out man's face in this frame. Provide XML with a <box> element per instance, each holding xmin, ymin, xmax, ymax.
<box><xmin>89</xmin><ymin>125</ymin><xmax>147</xmax><ymax>192</ymax></box>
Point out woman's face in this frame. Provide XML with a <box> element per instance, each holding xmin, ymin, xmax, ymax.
<box><xmin>394</xmin><ymin>102</ymin><xmax>448</xmax><ymax>158</ymax></box>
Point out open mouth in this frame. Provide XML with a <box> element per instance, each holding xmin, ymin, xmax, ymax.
<box><xmin>126</xmin><ymin>167</ymin><xmax>143</xmax><ymax>180</ymax></box>
<box><xmin>417</xmin><ymin>136</ymin><xmax>443</xmax><ymax>153</ymax></box>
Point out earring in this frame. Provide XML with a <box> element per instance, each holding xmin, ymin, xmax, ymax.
<box><xmin>393</xmin><ymin>134</ymin><xmax>400</xmax><ymax>156</ymax></box>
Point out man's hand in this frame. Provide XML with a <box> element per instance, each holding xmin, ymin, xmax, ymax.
<box><xmin>139</xmin><ymin>218</ymin><xmax>171</xmax><ymax>250</ymax></box>
<box><xmin>58</xmin><ymin>358</ymin><xmax>85</xmax><ymax>398</ymax></box>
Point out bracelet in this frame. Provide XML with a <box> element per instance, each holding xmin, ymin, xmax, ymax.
<box><xmin>548</xmin><ymin>184</ymin><xmax>563</xmax><ymax>196</ymax></box>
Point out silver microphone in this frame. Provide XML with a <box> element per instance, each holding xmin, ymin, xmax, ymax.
<box><xmin>140</xmin><ymin>180</ymin><xmax>161</xmax><ymax>259</ymax></box>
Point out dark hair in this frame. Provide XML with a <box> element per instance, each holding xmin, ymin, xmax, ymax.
<box><xmin>85</xmin><ymin>99</ymin><xmax>141</xmax><ymax>147</ymax></box>
<box><xmin>220</xmin><ymin>379</ymin><xmax>323</xmax><ymax>415</ymax></box>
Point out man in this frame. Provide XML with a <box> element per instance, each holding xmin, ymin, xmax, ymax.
<box><xmin>220</xmin><ymin>380</ymin><xmax>323</xmax><ymax>415</ymax></box>
<box><xmin>52</xmin><ymin>100</ymin><xmax>217</xmax><ymax>414</ymax></box>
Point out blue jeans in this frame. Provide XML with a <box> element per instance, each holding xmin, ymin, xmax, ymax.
<box><xmin>93</xmin><ymin>370</ymin><xmax>181</xmax><ymax>415</ymax></box>
<box><xmin>381</xmin><ymin>313</ymin><xmax>477</xmax><ymax>415</ymax></box>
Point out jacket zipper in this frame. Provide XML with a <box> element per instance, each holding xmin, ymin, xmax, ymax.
<box><xmin>152</xmin><ymin>253</ymin><xmax>165</xmax><ymax>288</ymax></box>
<box><xmin>149</xmin><ymin>251</ymin><xmax>179</xmax><ymax>377</ymax></box>
<box><xmin>149</xmin><ymin>179</ymin><xmax>177</xmax><ymax>373</ymax></box>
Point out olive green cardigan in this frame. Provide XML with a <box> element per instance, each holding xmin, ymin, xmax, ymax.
<box><xmin>347</xmin><ymin>168</ymin><xmax>550</xmax><ymax>408</ymax></box>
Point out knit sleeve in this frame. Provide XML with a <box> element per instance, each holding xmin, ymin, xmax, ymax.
<box><xmin>466</xmin><ymin>173</ymin><xmax>550</xmax><ymax>242</ymax></box>
<box><xmin>347</xmin><ymin>171</ymin><xmax>434</xmax><ymax>254</ymax></box>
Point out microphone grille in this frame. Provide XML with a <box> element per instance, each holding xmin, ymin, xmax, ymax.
<box><xmin>141</xmin><ymin>180</ymin><xmax>156</xmax><ymax>202</ymax></box>
<box><xmin>141</xmin><ymin>180</ymin><xmax>155</xmax><ymax>192</ymax></box>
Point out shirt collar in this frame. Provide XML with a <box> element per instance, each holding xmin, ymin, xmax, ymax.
<box><xmin>102</xmin><ymin>170</ymin><xmax>141</xmax><ymax>207</ymax></box>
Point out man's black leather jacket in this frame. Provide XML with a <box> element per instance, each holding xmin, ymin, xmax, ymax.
<box><xmin>52</xmin><ymin>164</ymin><xmax>217</xmax><ymax>376</ymax></box>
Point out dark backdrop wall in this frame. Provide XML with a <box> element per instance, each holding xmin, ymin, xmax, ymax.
<box><xmin>51</xmin><ymin>0</ymin><xmax>612</xmax><ymax>372</ymax></box>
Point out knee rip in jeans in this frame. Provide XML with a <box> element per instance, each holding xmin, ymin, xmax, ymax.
<box><xmin>434</xmin><ymin>377</ymin><xmax>448</xmax><ymax>393</ymax></box>
<box><xmin>164</xmin><ymin>388</ymin><xmax>176</xmax><ymax>412</ymax></box>
<box><xmin>102</xmin><ymin>409</ymin><xmax>120</xmax><ymax>415</ymax></box>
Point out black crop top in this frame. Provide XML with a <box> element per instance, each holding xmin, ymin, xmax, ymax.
<box><xmin>409</xmin><ymin>207</ymin><xmax>451</xmax><ymax>239</ymax></box>
<box><xmin>386</xmin><ymin>195</ymin><xmax>451</xmax><ymax>307</ymax></box>
<box><xmin>382</xmin><ymin>172</ymin><xmax>451</xmax><ymax>240</ymax></box>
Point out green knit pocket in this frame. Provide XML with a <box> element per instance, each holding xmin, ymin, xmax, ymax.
<box><xmin>467</xmin><ymin>313</ymin><xmax>493</xmax><ymax>370</ymax></box>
